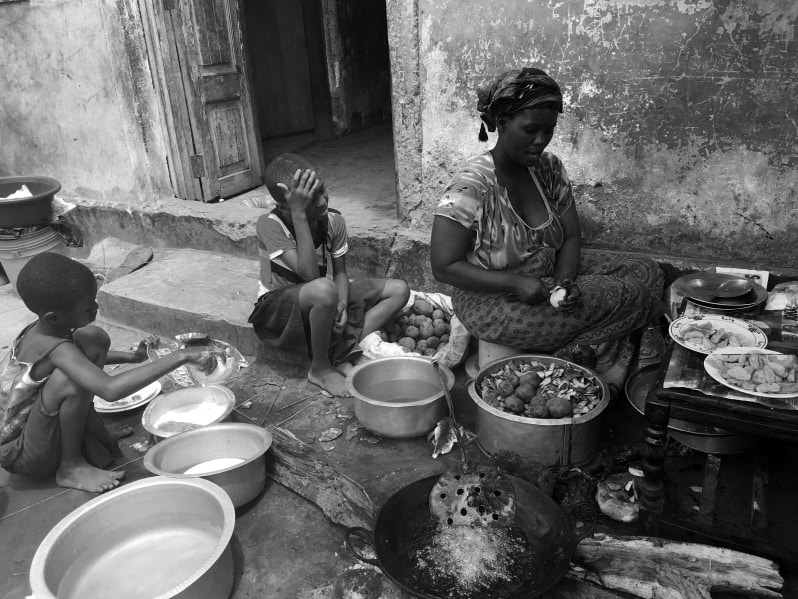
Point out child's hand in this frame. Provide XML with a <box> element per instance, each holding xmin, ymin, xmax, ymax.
<box><xmin>333</xmin><ymin>302</ymin><xmax>348</xmax><ymax>334</ymax></box>
<box><xmin>277</xmin><ymin>169</ymin><xmax>321</xmax><ymax>216</ymax></box>
<box><xmin>131</xmin><ymin>335</ymin><xmax>158</xmax><ymax>363</ymax></box>
<box><xmin>181</xmin><ymin>347</ymin><xmax>225</xmax><ymax>375</ymax></box>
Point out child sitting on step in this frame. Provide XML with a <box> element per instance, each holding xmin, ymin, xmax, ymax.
<box><xmin>248</xmin><ymin>153</ymin><xmax>411</xmax><ymax>397</ymax></box>
<box><xmin>0</xmin><ymin>252</ymin><xmax>220</xmax><ymax>493</ymax></box>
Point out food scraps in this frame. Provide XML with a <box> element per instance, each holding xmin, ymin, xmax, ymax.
<box><xmin>479</xmin><ymin>358</ymin><xmax>602</xmax><ymax>419</ymax></box>
<box><xmin>706</xmin><ymin>351</ymin><xmax>798</xmax><ymax>394</ymax></box>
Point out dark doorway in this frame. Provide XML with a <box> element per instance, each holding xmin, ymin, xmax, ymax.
<box><xmin>242</xmin><ymin>0</ymin><xmax>334</xmax><ymax>151</ymax></box>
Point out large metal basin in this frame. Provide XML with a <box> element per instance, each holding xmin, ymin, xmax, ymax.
<box><xmin>29</xmin><ymin>477</ymin><xmax>235</xmax><ymax>599</ymax></box>
<box><xmin>144</xmin><ymin>423</ymin><xmax>272</xmax><ymax>507</ymax></box>
<box><xmin>468</xmin><ymin>355</ymin><xmax>610</xmax><ymax>467</ymax></box>
<box><xmin>142</xmin><ymin>385</ymin><xmax>236</xmax><ymax>439</ymax></box>
<box><xmin>346</xmin><ymin>356</ymin><xmax>454</xmax><ymax>438</ymax></box>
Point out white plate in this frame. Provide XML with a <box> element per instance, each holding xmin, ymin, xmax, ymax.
<box><xmin>668</xmin><ymin>315</ymin><xmax>767</xmax><ymax>355</ymax></box>
<box><xmin>704</xmin><ymin>347</ymin><xmax>798</xmax><ymax>399</ymax></box>
<box><xmin>94</xmin><ymin>381</ymin><xmax>162</xmax><ymax>413</ymax></box>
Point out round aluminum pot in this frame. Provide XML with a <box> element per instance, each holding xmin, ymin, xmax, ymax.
<box><xmin>29</xmin><ymin>477</ymin><xmax>235</xmax><ymax>599</ymax></box>
<box><xmin>142</xmin><ymin>385</ymin><xmax>236</xmax><ymax>440</ymax></box>
<box><xmin>144</xmin><ymin>423</ymin><xmax>273</xmax><ymax>507</ymax></box>
<box><xmin>468</xmin><ymin>355</ymin><xmax>610</xmax><ymax>467</ymax></box>
<box><xmin>346</xmin><ymin>356</ymin><xmax>455</xmax><ymax>438</ymax></box>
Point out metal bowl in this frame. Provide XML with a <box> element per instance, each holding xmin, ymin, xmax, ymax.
<box><xmin>142</xmin><ymin>385</ymin><xmax>236</xmax><ymax>439</ymax></box>
<box><xmin>625</xmin><ymin>364</ymin><xmax>754</xmax><ymax>454</ymax></box>
<box><xmin>144</xmin><ymin>423</ymin><xmax>272</xmax><ymax>507</ymax></box>
<box><xmin>29</xmin><ymin>477</ymin><xmax>235</xmax><ymax>599</ymax></box>
<box><xmin>346</xmin><ymin>356</ymin><xmax>455</xmax><ymax>438</ymax></box>
<box><xmin>467</xmin><ymin>355</ymin><xmax>610</xmax><ymax>467</ymax></box>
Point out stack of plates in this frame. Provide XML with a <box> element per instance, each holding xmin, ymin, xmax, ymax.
<box><xmin>672</xmin><ymin>272</ymin><xmax>768</xmax><ymax>312</ymax></box>
<box><xmin>93</xmin><ymin>380</ymin><xmax>162</xmax><ymax>414</ymax></box>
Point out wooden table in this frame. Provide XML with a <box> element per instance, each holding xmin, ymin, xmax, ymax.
<box><xmin>638</xmin><ymin>301</ymin><xmax>798</xmax><ymax>564</ymax></box>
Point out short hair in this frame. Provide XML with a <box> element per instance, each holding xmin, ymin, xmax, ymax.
<box><xmin>16</xmin><ymin>252</ymin><xmax>97</xmax><ymax>315</ymax></box>
<box><xmin>264</xmin><ymin>153</ymin><xmax>317</xmax><ymax>205</ymax></box>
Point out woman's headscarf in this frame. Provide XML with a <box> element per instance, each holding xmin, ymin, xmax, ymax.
<box><xmin>477</xmin><ymin>67</ymin><xmax>563</xmax><ymax>141</ymax></box>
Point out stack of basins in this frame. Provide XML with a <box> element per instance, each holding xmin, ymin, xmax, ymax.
<box><xmin>0</xmin><ymin>176</ymin><xmax>65</xmax><ymax>291</ymax></box>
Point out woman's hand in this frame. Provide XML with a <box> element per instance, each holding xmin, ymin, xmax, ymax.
<box><xmin>277</xmin><ymin>169</ymin><xmax>321</xmax><ymax>216</ymax></box>
<box><xmin>509</xmin><ymin>275</ymin><xmax>549</xmax><ymax>305</ymax></box>
<box><xmin>553</xmin><ymin>278</ymin><xmax>580</xmax><ymax>313</ymax></box>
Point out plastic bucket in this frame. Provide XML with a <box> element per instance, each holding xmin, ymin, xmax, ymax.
<box><xmin>0</xmin><ymin>227</ymin><xmax>67</xmax><ymax>291</ymax></box>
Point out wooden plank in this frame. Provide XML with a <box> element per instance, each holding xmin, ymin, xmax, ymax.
<box><xmin>570</xmin><ymin>533</ymin><xmax>783</xmax><ymax>599</ymax></box>
<box><xmin>265</xmin><ymin>425</ymin><xmax>375</xmax><ymax>530</ymax></box>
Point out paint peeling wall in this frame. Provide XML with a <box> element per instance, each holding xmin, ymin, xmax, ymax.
<box><xmin>389</xmin><ymin>0</ymin><xmax>798</xmax><ymax>269</ymax></box>
<box><xmin>0</xmin><ymin>0</ymin><xmax>171</xmax><ymax>203</ymax></box>
<box><xmin>322</xmin><ymin>0</ymin><xmax>393</xmax><ymax>134</ymax></box>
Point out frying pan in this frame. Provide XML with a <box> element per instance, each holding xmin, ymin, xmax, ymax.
<box><xmin>345</xmin><ymin>474</ymin><xmax>595</xmax><ymax>598</ymax></box>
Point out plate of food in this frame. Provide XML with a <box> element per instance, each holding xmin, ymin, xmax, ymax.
<box><xmin>668</xmin><ymin>315</ymin><xmax>767</xmax><ymax>355</ymax></box>
<box><xmin>704</xmin><ymin>348</ymin><xmax>798</xmax><ymax>398</ymax></box>
<box><xmin>93</xmin><ymin>380</ymin><xmax>162</xmax><ymax>413</ymax></box>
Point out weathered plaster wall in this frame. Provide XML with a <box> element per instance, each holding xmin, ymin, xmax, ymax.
<box><xmin>390</xmin><ymin>0</ymin><xmax>798</xmax><ymax>269</ymax></box>
<box><xmin>0</xmin><ymin>0</ymin><xmax>171</xmax><ymax>203</ymax></box>
<box><xmin>322</xmin><ymin>0</ymin><xmax>393</xmax><ymax>134</ymax></box>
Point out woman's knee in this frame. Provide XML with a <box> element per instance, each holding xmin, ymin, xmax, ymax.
<box><xmin>299</xmin><ymin>278</ymin><xmax>338</xmax><ymax>308</ymax></box>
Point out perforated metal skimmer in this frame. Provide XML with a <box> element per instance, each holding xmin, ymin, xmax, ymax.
<box><xmin>428</xmin><ymin>359</ymin><xmax>516</xmax><ymax>527</ymax></box>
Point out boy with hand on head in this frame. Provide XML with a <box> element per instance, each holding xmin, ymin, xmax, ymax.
<box><xmin>248</xmin><ymin>153</ymin><xmax>410</xmax><ymax>397</ymax></box>
<box><xmin>0</xmin><ymin>252</ymin><xmax>222</xmax><ymax>493</ymax></box>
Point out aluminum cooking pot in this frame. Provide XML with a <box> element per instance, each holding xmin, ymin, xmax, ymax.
<box><xmin>345</xmin><ymin>474</ymin><xmax>594</xmax><ymax>598</ymax></box>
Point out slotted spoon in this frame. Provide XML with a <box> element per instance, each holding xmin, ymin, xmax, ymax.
<box><xmin>428</xmin><ymin>359</ymin><xmax>516</xmax><ymax>527</ymax></box>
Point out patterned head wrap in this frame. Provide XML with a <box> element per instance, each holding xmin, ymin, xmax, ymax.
<box><xmin>477</xmin><ymin>67</ymin><xmax>563</xmax><ymax>141</ymax></box>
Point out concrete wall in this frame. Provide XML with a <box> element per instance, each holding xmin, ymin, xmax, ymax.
<box><xmin>322</xmin><ymin>0</ymin><xmax>393</xmax><ymax>134</ymax></box>
<box><xmin>0</xmin><ymin>0</ymin><xmax>171</xmax><ymax>203</ymax></box>
<box><xmin>388</xmin><ymin>0</ymin><xmax>798</xmax><ymax>270</ymax></box>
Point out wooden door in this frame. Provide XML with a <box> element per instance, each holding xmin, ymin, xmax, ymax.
<box><xmin>141</xmin><ymin>0</ymin><xmax>264</xmax><ymax>202</ymax></box>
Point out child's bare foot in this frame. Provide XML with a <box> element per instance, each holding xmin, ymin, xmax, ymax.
<box><xmin>56</xmin><ymin>461</ymin><xmax>125</xmax><ymax>493</ymax></box>
<box><xmin>308</xmin><ymin>367</ymin><xmax>351</xmax><ymax>397</ymax></box>
<box><xmin>335</xmin><ymin>361</ymin><xmax>354</xmax><ymax>376</ymax></box>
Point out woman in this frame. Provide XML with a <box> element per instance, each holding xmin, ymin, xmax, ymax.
<box><xmin>430</xmin><ymin>67</ymin><xmax>665</xmax><ymax>363</ymax></box>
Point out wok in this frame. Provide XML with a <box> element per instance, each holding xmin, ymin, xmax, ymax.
<box><xmin>345</xmin><ymin>474</ymin><xmax>594</xmax><ymax>598</ymax></box>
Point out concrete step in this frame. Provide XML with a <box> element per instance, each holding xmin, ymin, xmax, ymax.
<box><xmin>97</xmin><ymin>248</ymin><xmax>263</xmax><ymax>356</ymax></box>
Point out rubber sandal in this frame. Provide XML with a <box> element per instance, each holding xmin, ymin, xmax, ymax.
<box><xmin>106</xmin><ymin>246</ymin><xmax>154</xmax><ymax>283</ymax></box>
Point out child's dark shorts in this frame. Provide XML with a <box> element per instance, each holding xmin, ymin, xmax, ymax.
<box><xmin>248</xmin><ymin>278</ymin><xmax>386</xmax><ymax>364</ymax></box>
<box><xmin>1</xmin><ymin>390</ymin><xmax>121</xmax><ymax>478</ymax></box>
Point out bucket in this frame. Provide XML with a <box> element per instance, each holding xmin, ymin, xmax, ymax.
<box><xmin>0</xmin><ymin>227</ymin><xmax>67</xmax><ymax>291</ymax></box>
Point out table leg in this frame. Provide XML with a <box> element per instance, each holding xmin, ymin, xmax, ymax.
<box><xmin>639</xmin><ymin>390</ymin><xmax>671</xmax><ymax>535</ymax></box>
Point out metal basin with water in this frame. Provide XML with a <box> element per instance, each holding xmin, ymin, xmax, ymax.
<box><xmin>142</xmin><ymin>385</ymin><xmax>236</xmax><ymax>440</ymax></box>
<box><xmin>144</xmin><ymin>423</ymin><xmax>272</xmax><ymax>507</ymax></box>
<box><xmin>346</xmin><ymin>356</ymin><xmax>454</xmax><ymax>438</ymax></box>
<box><xmin>29</xmin><ymin>477</ymin><xmax>235</xmax><ymax>599</ymax></box>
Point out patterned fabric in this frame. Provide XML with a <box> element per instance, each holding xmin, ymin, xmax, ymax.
<box><xmin>436</xmin><ymin>152</ymin><xmax>573</xmax><ymax>270</ymax></box>
<box><xmin>452</xmin><ymin>248</ymin><xmax>665</xmax><ymax>352</ymax></box>
<box><xmin>256</xmin><ymin>209</ymin><xmax>348</xmax><ymax>296</ymax></box>
<box><xmin>477</xmin><ymin>67</ymin><xmax>563</xmax><ymax>133</ymax></box>
<box><xmin>0</xmin><ymin>323</ymin><xmax>71</xmax><ymax>466</ymax></box>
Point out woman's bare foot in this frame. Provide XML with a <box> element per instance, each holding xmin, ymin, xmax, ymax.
<box><xmin>308</xmin><ymin>367</ymin><xmax>351</xmax><ymax>397</ymax></box>
<box><xmin>56</xmin><ymin>461</ymin><xmax>125</xmax><ymax>493</ymax></box>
